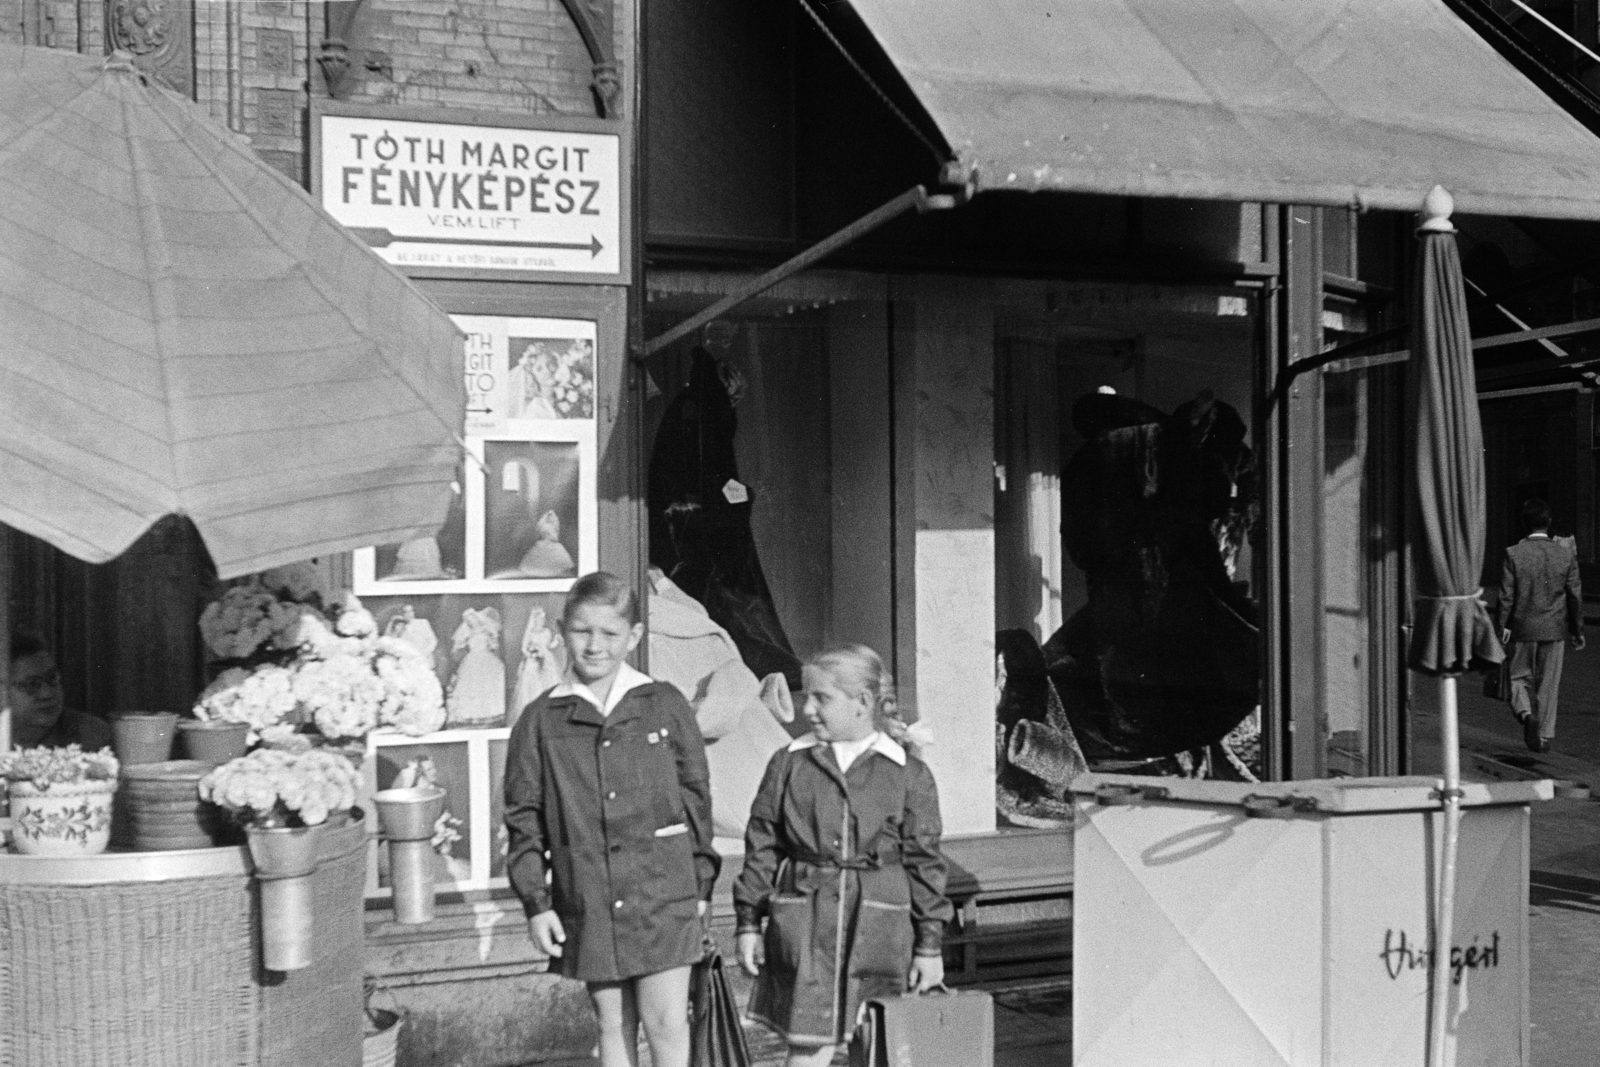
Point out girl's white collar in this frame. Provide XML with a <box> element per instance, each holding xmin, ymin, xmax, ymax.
<box><xmin>788</xmin><ymin>731</ymin><xmax>906</xmax><ymax>766</ymax></box>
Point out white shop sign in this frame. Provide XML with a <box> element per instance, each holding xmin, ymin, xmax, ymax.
<box><xmin>317</xmin><ymin>114</ymin><xmax>621</xmax><ymax>278</ymax></box>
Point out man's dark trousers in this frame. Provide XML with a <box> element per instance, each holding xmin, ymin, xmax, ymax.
<box><xmin>1508</xmin><ymin>639</ymin><xmax>1565</xmax><ymax>742</ymax></box>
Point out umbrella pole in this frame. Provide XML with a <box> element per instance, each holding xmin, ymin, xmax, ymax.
<box><xmin>1430</xmin><ymin>673</ymin><xmax>1463</xmax><ymax>1067</ymax></box>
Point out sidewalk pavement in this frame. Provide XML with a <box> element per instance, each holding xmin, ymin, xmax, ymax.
<box><xmin>1412</xmin><ymin>646</ymin><xmax>1600</xmax><ymax>1067</ymax></box>
<box><xmin>542</xmin><ymin>967</ymin><xmax>1070</xmax><ymax>1067</ymax></box>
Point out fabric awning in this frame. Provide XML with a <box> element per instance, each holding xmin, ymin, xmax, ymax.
<box><xmin>843</xmin><ymin>0</ymin><xmax>1600</xmax><ymax>219</ymax></box>
<box><xmin>0</xmin><ymin>44</ymin><xmax>466</xmax><ymax>579</ymax></box>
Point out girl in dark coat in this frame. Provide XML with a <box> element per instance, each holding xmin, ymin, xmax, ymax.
<box><xmin>505</xmin><ymin>572</ymin><xmax>719</xmax><ymax>1067</ymax></box>
<box><xmin>734</xmin><ymin>645</ymin><xmax>952</xmax><ymax>1067</ymax></box>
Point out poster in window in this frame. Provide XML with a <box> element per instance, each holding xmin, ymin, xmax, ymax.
<box><xmin>506</xmin><ymin>333</ymin><xmax>596</xmax><ymax>422</ymax></box>
<box><xmin>482</xmin><ymin>439</ymin><xmax>584</xmax><ymax>583</ymax></box>
<box><xmin>361</xmin><ymin>592</ymin><xmax>567</xmax><ymax>730</ymax></box>
<box><xmin>355</xmin><ymin>428</ymin><xmax>596</xmax><ymax>595</ymax></box>
<box><xmin>354</xmin><ymin>313</ymin><xmax>598</xmax><ymax>595</ymax></box>
<box><xmin>361</xmin><ymin>458</ymin><xmax>469</xmax><ymax>587</ymax></box>
<box><xmin>454</xmin><ymin>315</ymin><xmax>597</xmax><ymax>435</ymax></box>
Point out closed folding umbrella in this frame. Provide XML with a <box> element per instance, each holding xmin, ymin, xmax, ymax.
<box><xmin>1406</xmin><ymin>185</ymin><xmax>1505</xmax><ymax>1067</ymax></box>
<box><xmin>0</xmin><ymin>44</ymin><xmax>465</xmax><ymax>580</ymax></box>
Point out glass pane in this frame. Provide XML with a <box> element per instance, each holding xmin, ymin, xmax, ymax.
<box><xmin>1323</xmin><ymin>367</ymin><xmax>1370</xmax><ymax>775</ymax></box>
<box><xmin>995</xmin><ymin>284</ymin><xmax>1264</xmax><ymax>806</ymax></box>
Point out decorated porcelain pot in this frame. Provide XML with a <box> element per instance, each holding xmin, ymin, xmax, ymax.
<box><xmin>7</xmin><ymin>779</ymin><xmax>117</xmax><ymax>856</ymax></box>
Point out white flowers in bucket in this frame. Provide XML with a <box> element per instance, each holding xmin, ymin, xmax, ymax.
<box><xmin>198</xmin><ymin>748</ymin><xmax>361</xmax><ymax>829</ymax></box>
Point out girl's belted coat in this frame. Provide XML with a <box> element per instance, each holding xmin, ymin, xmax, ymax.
<box><xmin>504</xmin><ymin>673</ymin><xmax>719</xmax><ymax>983</ymax></box>
<box><xmin>733</xmin><ymin>734</ymin><xmax>952</xmax><ymax>1045</ymax></box>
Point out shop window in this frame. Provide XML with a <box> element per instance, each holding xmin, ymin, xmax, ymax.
<box><xmin>1318</xmin><ymin>292</ymin><xmax>1406</xmax><ymax>778</ymax></box>
<box><xmin>641</xmin><ymin>272</ymin><xmax>1266</xmax><ymax>837</ymax></box>
<box><xmin>994</xmin><ymin>282</ymin><xmax>1264</xmax><ymax>821</ymax></box>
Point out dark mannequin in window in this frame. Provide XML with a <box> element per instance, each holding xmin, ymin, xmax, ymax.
<box><xmin>1047</xmin><ymin>389</ymin><xmax>1260</xmax><ymax>760</ymax></box>
<box><xmin>648</xmin><ymin>348</ymin><xmax>802</xmax><ymax>689</ymax></box>
<box><xmin>9</xmin><ymin>631</ymin><xmax>112</xmax><ymax>750</ymax></box>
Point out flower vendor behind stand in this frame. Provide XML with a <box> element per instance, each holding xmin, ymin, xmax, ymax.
<box><xmin>0</xmin><ymin>565</ymin><xmax>451</xmax><ymax>1066</ymax></box>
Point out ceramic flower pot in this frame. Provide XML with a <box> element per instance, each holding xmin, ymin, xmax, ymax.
<box><xmin>176</xmin><ymin>719</ymin><xmax>249</xmax><ymax>766</ymax></box>
<box><xmin>248</xmin><ymin>822</ymin><xmax>325</xmax><ymax>971</ymax></box>
<box><xmin>111</xmin><ymin>712</ymin><xmax>178</xmax><ymax>765</ymax></box>
<box><xmin>374</xmin><ymin>786</ymin><xmax>446</xmax><ymax>925</ymax></box>
<box><xmin>7</xmin><ymin>778</ymin><xmax>116</xmax><ymax>856</ymax></box>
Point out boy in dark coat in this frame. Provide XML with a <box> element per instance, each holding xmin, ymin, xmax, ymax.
<box><xmin>505</xmin><ymin>573</ymin><xmax>719</xmax><ymax>1067</ymax></box>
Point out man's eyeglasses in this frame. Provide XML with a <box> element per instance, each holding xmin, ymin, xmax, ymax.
<box><xmin>10</xmin><ymin>670</ymin><xmax>61</xmax><ymax>696</ymax></box>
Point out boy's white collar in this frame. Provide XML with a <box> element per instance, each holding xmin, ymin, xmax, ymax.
<box><xmin>788</xmin><ymin>731</ymin><xmax>905</xmax><ymax>766</ymax></box>
<box><xmin>552</xmin><ymin>662</ymin><xmax>652</xmax><ymax>716</ymax></box>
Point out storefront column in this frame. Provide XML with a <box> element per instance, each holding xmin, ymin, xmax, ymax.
<box><xmin>894</xmin><ymin>278</ymin><xmax>997</xmax><ymax>834</ymax></box>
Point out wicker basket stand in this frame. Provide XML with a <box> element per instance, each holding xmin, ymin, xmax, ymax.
<box><xmin>0</xmin><ymin>815</ymin><xmax>366</xmax><ymax>1067</ymax></box>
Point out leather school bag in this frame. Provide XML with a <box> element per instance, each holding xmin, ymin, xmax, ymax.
<box><xmin>848</xmin><ymin>986</ymin><xmax>994</xmax><ymax>1067</ymax></box>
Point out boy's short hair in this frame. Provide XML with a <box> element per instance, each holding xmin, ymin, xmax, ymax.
<box><xmin>1522</xmin><ymin>498</ymin><xmax>1553</xmax><ymax>532</ymax></box>
<box><xmin>562</xmin><ymin>571</ymin><xmax>639</xmax><ymax>627</ymax></box>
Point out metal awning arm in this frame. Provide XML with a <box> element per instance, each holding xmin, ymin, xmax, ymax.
<box><xmin>635</xmin><ymin>182</ymin><xmax>965</xmax><ymax>360</ymax></box>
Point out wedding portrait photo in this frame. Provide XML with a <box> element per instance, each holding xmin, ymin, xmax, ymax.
<box><xmin>482</xmin><ymin>441</ymin><xmax>583</xmax><ymax>582</ymax></box>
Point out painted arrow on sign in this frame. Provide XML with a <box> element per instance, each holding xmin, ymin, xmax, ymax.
<box><xmin>349</xmin><ymin>228</ymin><xmax>604</xmax><ymax>257</ymax></box>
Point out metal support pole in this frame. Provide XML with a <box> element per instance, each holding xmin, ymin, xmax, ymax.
<box><xmin>636</xmin><ymin>183</ymin><xmax>962</xmax><ymax>360</ymax></box>
<box><xmin>1430</xmin><ymin>673</ymin><xmax>1463</xmax><ymax>1067</ymax></box>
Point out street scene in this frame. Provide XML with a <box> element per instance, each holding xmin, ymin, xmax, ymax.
<box><xmin>9</xmin><ymin>1</ymin><xmax>1600</xmax><ymax>1066</ymax></box>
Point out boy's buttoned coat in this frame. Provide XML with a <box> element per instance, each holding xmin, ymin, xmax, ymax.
<box><xmin>504</xmin><ymin>670</ymin><xmax>718</xmax><ymax>983</ymax></box>
<box><xmin>734</xmin><ymin>734</ymin><xmax>952</xmax><ymax>1045</ymax></box>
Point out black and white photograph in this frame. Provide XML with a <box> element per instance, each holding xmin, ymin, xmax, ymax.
<box><xmin>507</xmin><ymin>334</ymin><xmax>596</xmax><ymax>421</ymax></box>
<box><xmin>360</xmin><ymin>462</ymin><xmax>469</xmax><ymax>587</ymax></box>
<box><xmin>21</xmin><ymin>4</ymin><xmax>1600</xmax><ymax>1064</ymax></box>
<box><xmin>361</xmin><ymin>592</ymin><xmax>569</xmax><ymax>730</ymax></box>
<box><xmin>482</xmin><ymin>440</ymin><xmax>583</xmax><ymax>582</ymax></box>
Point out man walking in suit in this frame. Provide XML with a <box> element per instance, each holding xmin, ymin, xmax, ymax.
<box><xmin>1498</xmin><ymin>498</ymin><xmax>1585</xmax><ymax>753</ymax></box>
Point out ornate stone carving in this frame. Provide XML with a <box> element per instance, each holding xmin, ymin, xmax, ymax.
<box><xmin>558</xmin><ymin>0</ymin><xmax>621</xmax><ymax>117</ymax></box>
<box><xmin>318</xmin><ymin>0</ymin><xmax>368</xmax><ymax>100</ymax></box>
<box><xmin>105</xmin><ymin>0</ymin><xmax>194</xmax><ymax>98</ymax></box>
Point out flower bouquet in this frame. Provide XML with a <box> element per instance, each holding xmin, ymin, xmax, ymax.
<box><xmin>548</xmin><ymin>338</ymin><xmax>596</xmax><ymax>419</ymax></box>
<box><xmin>198</xmin><ymin>747</ymin><xmax>361</xmax><ymax>830</ymax></box>
<box><xmin>1</xmin><ymin>745</ymin><xmax>120</xmax><ymax>855</ymax></box>
<box><xmin>193</xmin><ymin>571</ymin><xmax>446</xmax><ymax>751</ymax></box>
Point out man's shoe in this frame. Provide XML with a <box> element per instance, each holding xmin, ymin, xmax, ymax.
<box><xmin>1522</xmin><ymin>713</ymin><xmax>1542</xmax><ymax>752</ymax></box>
<box><xmin>1539</xmin><ymin>738</ymin><xmax>1553</xmax><ymax>754</ymax></box>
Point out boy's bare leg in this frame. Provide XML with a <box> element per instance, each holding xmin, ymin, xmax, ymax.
<box><xmin>589</xmin><ymin>981</ymin><xmax>640</xmax><ymax>1067</ymax></box>
<box><xmin>636</xmin><ymin>965</ymin><xmax>693</xmax><ymax>1067</ymax></box>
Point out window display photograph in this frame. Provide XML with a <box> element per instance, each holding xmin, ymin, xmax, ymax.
<box><xmin>366</xmin><ymin>463</ymin><xmax>469</xmax><ymax>584</ymax></box>
<box><xmin>482</xmin><ymin>440</ymin><xmax>584</xmax><ymax>582</ymax></box>
<box><xmin>507</xmin><ymin>334</ymin><xmax>596</xmax><ymax>421</ymax></box>
<box><xmin>454</xmin><ymin>313</ymin><xmax>597</xmax><ymax>435</ymax></box>
<box><xmin>362</xmin><ymin>593</ymin><xmax>568</xmax><ymax>731</ymax></box>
